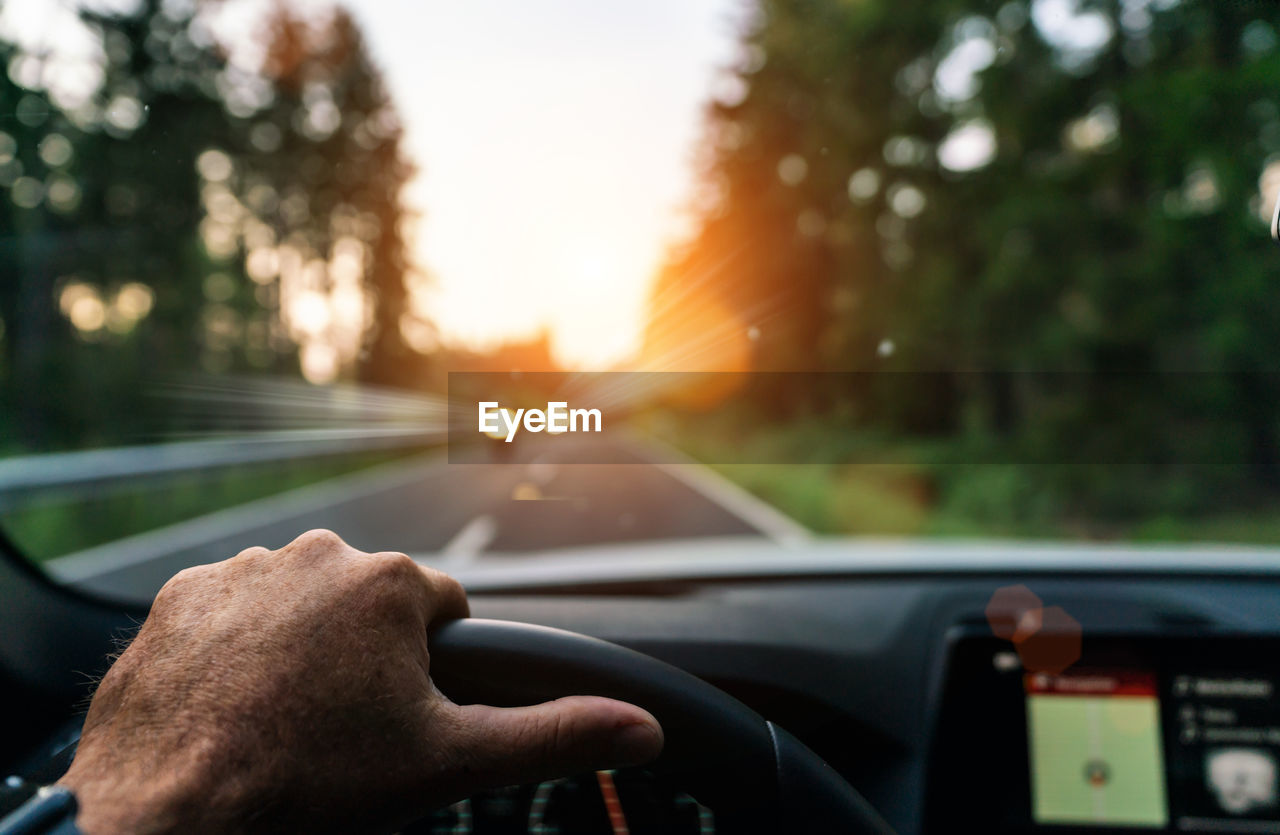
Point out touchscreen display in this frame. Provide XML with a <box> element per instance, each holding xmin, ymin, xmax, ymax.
<box><xmin>928</xmin><ymin>637</ymin><xmax>1280</xmax><ymax>835</ymax></box>
<box><xmin>1025</xmin><ymin>667</ymin><xmax>1280</xmax><ymax>832</ymax></box>
<box><xmin>1026</xmin><ymin>670</ymin><xmax>1168</xmax><ymax>828</ymax></box>
<box><xmin>1166</xmin><ymin>673</ymin><xmax>1280</xmax><ymax>831</ymax></box>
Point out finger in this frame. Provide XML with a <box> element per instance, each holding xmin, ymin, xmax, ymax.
<box><xmin>411</xmin><ymin>561</ymin><xmax>470</xmax><ymax>622</ymax></box>
<box><xmin>448</xmin><ymin>696</ymin><xmax>663</xmax><ymax>788</ymax></box>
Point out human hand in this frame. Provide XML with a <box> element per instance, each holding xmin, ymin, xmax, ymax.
<box><xmin>58</xmin><ymin>529</ymin><xmax>663</xmax><ymax>834</ymax></box>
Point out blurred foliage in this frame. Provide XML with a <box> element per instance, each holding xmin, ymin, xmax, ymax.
<box><xmin>4</xmin><ymin>448</ymin><xmax>407</xmax><ymax>561</ymax></box>
<box><xmin>653</xmin><ymin>0</ymin><xmax>1280</xmax><ymax>523</ymax></box>
<box><xmin>0</xmin><ymin>0</ymin><xmax>426</xmax><ymax>453</ymax></box>
<box><xmin>671</xmin><ymin>414</ymin><xmax>1280</xmax><ymax>541</ymax></box>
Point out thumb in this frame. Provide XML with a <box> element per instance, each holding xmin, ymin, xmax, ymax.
<box><xmin>449</xmin><ymin>696</ymin><xmax>664</xmax><ymax>788</ymax></box>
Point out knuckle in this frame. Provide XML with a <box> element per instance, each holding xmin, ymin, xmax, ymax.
<box><xmin>289</xmin><ymin>528</ymin><xmax>347</xmax><ymax>556</ymax></box>
<box><xmin>231</xmin><ymin>545</ymin><xmax>272</xmax><ymax>563</ymax></box>
<box><xmin>356</xmin><ymin>552</ymin><xmax>422</xmax><ymax>606</ymax></box>
<box><xmin>366</xmin><ymin>551</ymin><xmax>419</xmax><ymax>585</ymax></box>
<box><xmin>434</xmin><ymin>573</ymin><xmax>467</xmax><ymax>606</ymax></box>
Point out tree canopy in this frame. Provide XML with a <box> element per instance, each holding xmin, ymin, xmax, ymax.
<box><xmin>0</xmin><ymin>0</ymin><xmax>421</xmax><ymax>450</ymax></box>
<box><xmin>649</xmin><ymin>0</ymin><xmax>1280</xmax><ymax>519</ymax></box>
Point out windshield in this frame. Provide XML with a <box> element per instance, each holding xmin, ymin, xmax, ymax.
<box><xmin>3</xmin><ymin>0</ymin><xmax>1280</xmax><ymax>598</ymax></box>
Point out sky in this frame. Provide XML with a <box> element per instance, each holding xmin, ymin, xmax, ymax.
<box><xmin>0</xmin><ymin>0</ymin><xmax>744</xmax><ymax>370</ymax></box>
<box><xmin>342</xmin><ymin>0</ymin><xmax>744</xmax><ymax>368</ymax></box>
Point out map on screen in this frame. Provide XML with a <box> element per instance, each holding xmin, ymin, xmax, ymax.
<box><xmin>1026</xmin><ymin>670</ymin><xmax>1168</xmax><ymax>828</ymax></box>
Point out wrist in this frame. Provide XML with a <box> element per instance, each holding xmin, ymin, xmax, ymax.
<box><xmin>56</xmin><ymin>744</ymin><xmax>231</xmax><ymax>835</ymax></box>
<box><xmin>56</xmin><ymin>771</ymin><xmax>181</xmax><ymax>835</ymax></box>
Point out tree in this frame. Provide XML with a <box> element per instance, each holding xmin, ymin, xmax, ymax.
<box><xmin>247</xmin><ymin>6</ymin><xmax>421</xmax><ymax>387</ymax></box>
<box><xmin>0</xmin><ymin>0</ymin><xmax>423</xmax><ymax>451</ymax></box>
<box><xmin>652</xmin><ymin>0</ymin><xmax>1280</xmax><ymax>517</ymax></box>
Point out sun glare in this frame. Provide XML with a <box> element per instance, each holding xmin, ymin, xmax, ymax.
<box><xmin>348</xmin><ymin>0</ymin><xmax>740</xmax><ymax>370</ymax></box>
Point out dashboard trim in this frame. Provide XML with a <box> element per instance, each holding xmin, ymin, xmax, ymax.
<box><xmin>400</xmin><ymin>537</ymin><xmax>1280</xmax><ymax>593</ymax></box>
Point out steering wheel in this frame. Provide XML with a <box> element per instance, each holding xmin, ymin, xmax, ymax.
<box><xmin>429</xmin><ymin>619</ymin><xmax>896</xmax><ymax>835</ymax></box>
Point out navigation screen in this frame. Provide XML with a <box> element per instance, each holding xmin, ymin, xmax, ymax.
<box><xmin>932</xmin><ymin>638</ymin><xmax>1280</xmax><ymax>835</ymax></box>
<box><xmin>1026</xmin><ymin>670</ymin><xmax>1168</xmax><ymax>828</ymax></box>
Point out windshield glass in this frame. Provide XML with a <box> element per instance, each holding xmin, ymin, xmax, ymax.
<box><xmin>3</xmin><ymin>0</ymin><xmax>1280</xmax><ymax>598</ymax></box>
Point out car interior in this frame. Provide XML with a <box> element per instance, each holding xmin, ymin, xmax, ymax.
<box><xmin>6</xmin><ymin>529</ymin><xmax>1280</xmax><ymax>833</ymax></box>
<box><xmin>5</xmin><ymin>0</ymin><xmax>1280</xmax><ymax>832</ymax></box>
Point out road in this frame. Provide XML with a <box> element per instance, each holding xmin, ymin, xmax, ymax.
<box><xmin>44</xmin><ymin>439</ymin><xmax>809</xmax><ymax>601</ymax></box>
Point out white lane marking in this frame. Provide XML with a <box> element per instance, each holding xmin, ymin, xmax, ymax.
<box><xmin>439</xmin><ymin>515</ymin><xmax>496</xmax><ymax>565</ymax></box>
<box><xmin>627</xmin><ymin>438</ymin><xmax>811</xmax><ymax>547</ymax></box>
<box><xmin>44</xmin><ymin>453</ymin><xmax>447</xmax><ymax>583</ymax></box>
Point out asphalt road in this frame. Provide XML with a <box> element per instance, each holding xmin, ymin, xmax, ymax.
<box><xmin>45</xmin><ymin>439</ymin><xmax>807</xmax><ymax>601</ymax></box>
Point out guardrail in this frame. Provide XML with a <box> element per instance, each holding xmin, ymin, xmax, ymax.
<box><xmin>0</xmin><ymin>427</ymin><xmax>444</xmax><ymax>512</ymax></box>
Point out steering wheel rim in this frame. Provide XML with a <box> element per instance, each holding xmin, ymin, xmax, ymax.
<box><xmin>429</xmin><ymin>618</ymin><xmax>895</xmax><ymax>835</ymax></box>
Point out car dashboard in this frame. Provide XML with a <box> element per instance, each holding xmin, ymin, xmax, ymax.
<box><xmin>449</xmin><ymin>572</ymin><xmax>1280</xmax><ymax>835</ymax></box>
<box><xmin>6</xmin><ymin>549</ymin><xmax>1280</xmax><ymax>835</ymax></box>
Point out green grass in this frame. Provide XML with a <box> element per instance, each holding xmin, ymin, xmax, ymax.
<box><xmin>3</xmin><ymin>450</ymin><xmax>414</xmax><ymax>563</ymax></box>
<box><xmin>1126</xmin><ymin>513</ymin><xmax>1280</xmax><ymax>545</ymax></box>
<box><xmin>708</xmin><ymin>464</ymin><xmax>933</xmax><ymax>535</ymax></box>
<box><xmin>655</xmin><ymin>414</ymin><xmax>1280</xmax><ymax>546</ymax></box>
